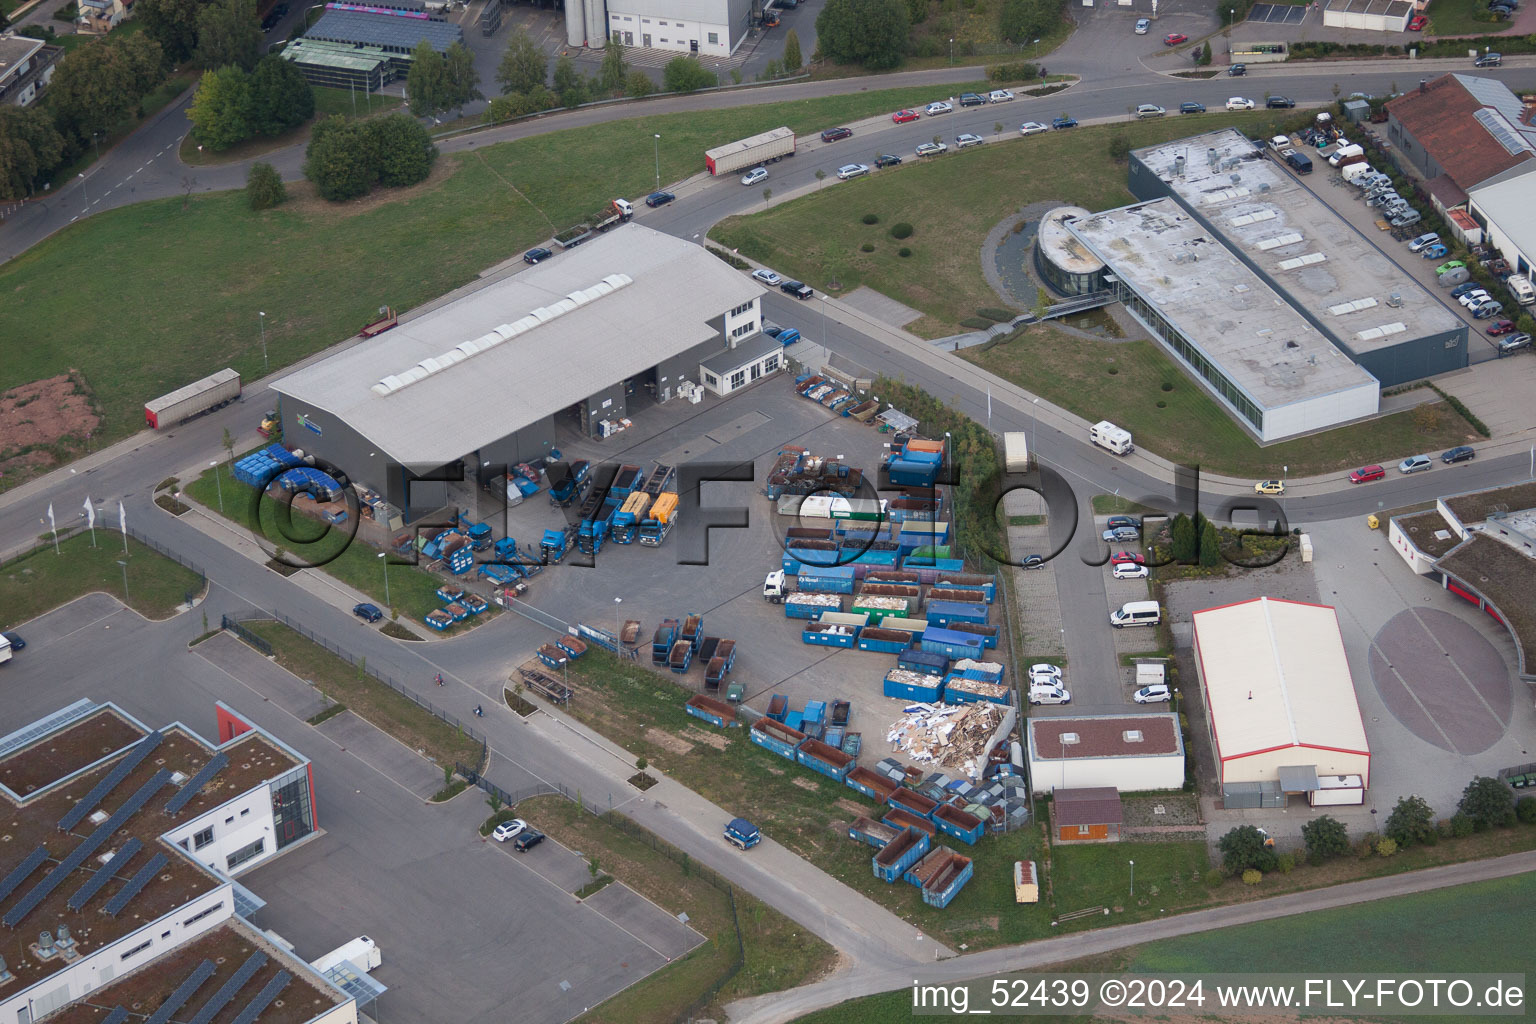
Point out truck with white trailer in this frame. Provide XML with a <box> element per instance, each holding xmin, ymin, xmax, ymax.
<box><xmin>1089</xmin><ymin>420</ymin><xmax>1134</xmax><ymax>456</ymax></box>
<box><xmin>144</xmin><ymin>368</ymin><xmax>241</xmax><ymax>429</ymax></box>
<box><xmin>705</xmin><ymin>127</ymin><xmax>796</xmax><ymax>176</ymax></box>
<box><xmin>310</xmin><ymin>936</ymin><xmax>382</xmax><ymax>976</ymax></box>
<box><xmin>1003</xmin><ymin>431</ymin><xmax>1031</xmax><ymax>472</ymax></box>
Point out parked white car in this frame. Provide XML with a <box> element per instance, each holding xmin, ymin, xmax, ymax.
<box><xmin>1112</xmin><ymin>562</ymin><xmax>1149</xmax><ymax>579</ymax></box>
<box><xmin>750</xmin><ymin>268</ymin><xmax>782</xmax><ymax>287</ymax></box>
<box><xmin>915</xmin><ymin>141</ymin><xmax>948</xmax><ymax>156</ymax></box>
<box><xmin>1029</xmin><ymin>663</ymin><xmax>1063</xmax><ymax>681</ymax></box>
<box><xmin>492</xmin><ymin>819</ymin><xmax>528</xmax><ymax>842</ymax></box>
<box><xmin>926</xmin><ymin>100</ymin><xmax>953</xmax><ymax>115</ymax></box>
<box><xmin>1226</xmin><ymin>96</ymin><xmax>1256</xmax><ymax>110</ymax></box>
<box><xmin>989</xmin><ymin>89</ymin><xmax>1015</xmax><ymax>102</ymax></box>
<box><xmin>1019</xmin><ymin>121</ymin><xmax>1049</xmax><ymax>135</ymax></box>
<box><xmin>1133</xmin><ymin>684</ymin><xmax>1172</xmax><ymax>704</ymax></box>
<box><xmin>836</xmin><ymin>163</ymin><xmax>870</xmax><ymax>180</ymax></box>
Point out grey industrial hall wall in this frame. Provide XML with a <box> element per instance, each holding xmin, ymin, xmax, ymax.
<box><xmin>655</xmin><ymin>336</ymin><xmax>731</xmax><ymax>396</ymax></box>
<box><xmin>479</xmin><ymin>416</ymin><xmax>559</xmax><ymax>473</ymax></box>
<box><xmin>581</xmin><ymin>381</ymin><xmax>628</xmax><ymax>435</ymax></box>
<box><xmin>1349</xmin><ymin>328</ymin><xmax>1468</xmax><ymax>387</ymax></box>
<box><xmin>278</xmin><ymin>401</ymin><xmax>385</xmax><ymax>498</ymax></box>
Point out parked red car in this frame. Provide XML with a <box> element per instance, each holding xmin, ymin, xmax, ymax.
<box><xmin>891</xmin><ymin>109</ymin><xmax>920</xmax><ymax>123</ymax></box>
<box><xmin>1486</xmin><ymin>319</ymin><xmax>1517</xmax><ymax>336</ymax></box>
<box><xmin>1407</xmin><ymin>14</ymin><xmax>1427</xmax><ymax>29</ymax></box>
<box><xmin>1163</xmin><ymin>32</ymin><xmax>1188</xmax><ymax>44</ymax></box>
<box><xmin>1349</xmin><ymin>465</ymin><xmax>1386</xmax><ymax>484</ymax></box>
<box><xmin>1109</xmin><ymin>551</ymin><xmax>1146</xmax><ymax>565</ymax></box>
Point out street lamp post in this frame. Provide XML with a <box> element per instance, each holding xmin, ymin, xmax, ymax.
<box><xmin>614</xmin><ymin>596</ymin><xmax>623</xmax><ymax>643</ymax></box>
<box><xmin>1228</xmin><ymin>8</ymin><xmax>1234</xmax><ymax>53</ymax></box>
<box><xmin>378</xmin><ymin>551</ymin><xmax>391</xmax><ymax>609</ymax></box>
<box><xmin>259</xmin><ymin>311</ymin><xmax>268</xmax><ymax>374</ymax></box>
<box><xmin>1033</xmin><ymin>38</ymin><xmax>1040</xmax><ymax>61</ymax></box>
<box><xmin>949</xmin><ymin>38</ymin><xmax>954</xmax><ymax>65</ymax></box>
<box><xmin>77</xmin><ymin>172</ymin><xmax>89</xmax><ymax>208</ymax></box>
<box><xmin>211</xmin><ymin>461</ymin><xmax>224</xmax><ymax>513</ymax></box>
<box><xmin>117</xmin><ymin>559</ymin><xmax>129</xmax><ymax>603</ymax></box>
<box><xmin>653</xmin><ymin>134</ymin><xmax>661</xmax><ymax>190</ymax></box>
<box><xmin>1129</xmin><ymin>859</ymin><xmax>1136</xmax><ymax>896</ymax></box>
<box><xmin>1030</xmin><ymin>396</ymin><xmax>1041</xmax><ymax>458</ymax></box>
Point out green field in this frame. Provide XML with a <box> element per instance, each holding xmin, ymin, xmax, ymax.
<box><xmin>0</xmin><ymin>529</ymin><xmax>205</xmax><ymax>622</ymax></box>
<box><xmin>965</xmin><ymin>326</ymin><xmax>1480</xmax><ymax>478</ymax></box>
<box><xmin>710</xmin><ymin>111</ymin><xmax>1286</xmax><ymax>336</ymax></box>
<box><xmin>790</xmin><ymin>872</ymin><xmax>1536</xmax><ymax>1023</ymax></box>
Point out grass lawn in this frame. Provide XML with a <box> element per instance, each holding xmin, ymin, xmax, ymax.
<box><xmin>1048</xmin><ymin>839</ymin><xmax>1211</xmax><ymax>922</ymax></box>
<box><xmin>3</xmin><ymin>78</ymin><xmax>1076</xmax><ymax>484</ymax></box>
<box><xmin>517</xmin><ymin>797</ymin><xmax>836</xmax><ymax>1024</ymax></box>
<box><xmin>181</xmin><ymin>460</ymin><xmax>490</xmax><ymax>632</ymax></box>
<box><xmin>559</xmin><ymin>651</ymin><xmax>1056</xmax><ymax>951</ymax></box>
<box><xmin>710</xmin><ymin>111</ymin><xmax>1284</xmax><ymax>337</ymax></box>
<box><xmin>180</xmin><ymin>86</ymin><xmax>404</xmax><ymax>167</ymax></box>
<box><xmin>241</xmin><ymin>618</ymin><xmax>484</xmax><ymax>769</ymax></box>
<box><xmin>0</xmin><ymin>530</ymin><xmax>204</xmax><ymax>622</ymax></box>
<box><xmin>964</xmin><ymin>326</ymin><xmax>1480</xmax><ymax>478</ymax></box>
<box><xmin>1422</xmin><ymin>0</ymin><xmax>1512</xmax><ymax>35</ymax></box>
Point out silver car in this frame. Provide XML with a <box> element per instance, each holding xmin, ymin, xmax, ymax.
<box><xmin>1135</xmin><ymin>104</ymin><xmax>1166</xmax><ymax>119</ymax></box>
<box><xmin>740</xmin><ymin>166</ymin><xmax>768</xmax><ymax>186</ymax></box>
<box><xmin>1398</xmin><ymin>454</ymin><xmax>1432</xmax><ymax>474</ymax></box>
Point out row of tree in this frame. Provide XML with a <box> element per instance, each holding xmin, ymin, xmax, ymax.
<box><xmin>188</xmin><ymin>55</ymin><xmax>315</xmax><ymax>151</ymax></box>
<box><xmin>818</xmin><ymin>0</ymin><xmax>1065</xmax><ymax>69</ymax></box>
<box><xmin>303</xmin><ymin>113</ymin><xmax>438</xmax><ymax>201</ymax></box>
<box><xmin>406</xmin><ymin>40</ymin><xmax>482</xmax><ymax>120</ymax></box>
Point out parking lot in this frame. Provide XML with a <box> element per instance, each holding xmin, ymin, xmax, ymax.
<box><xmin>0</xmin><ymin>599</ymin><xmax>697</xmax><ymax>1024</ymax></box>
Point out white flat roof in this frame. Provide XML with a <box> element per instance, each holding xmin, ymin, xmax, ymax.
<box><xmin>1469</xmin><ymin>164</ymin><xmax>1536</xmax><ymax>267</ymax></box>
<box><xmin>1067</xmin><ymin>198</ymin><xmax>1377</xmax><ymax>410</ymax></box>
<box><xmin>272</xmin><ymin>225</ymin><xmax>762</xmax><ymax>466</ymax></box>
<box><xmin>1192</xmin><ymin>597</ymin><xmax>1369</xmax><ymax>761</ymax></box>
<box><xmin>1134</xmin><ymin>128</ymin><xmax>1462</xmax><ymax>354</ymax></box>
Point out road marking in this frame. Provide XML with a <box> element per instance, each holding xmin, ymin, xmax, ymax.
<box><xmin>137</xmin><ymin>166</ymin><xmax>145</xmax><ymax>173</ymax></box>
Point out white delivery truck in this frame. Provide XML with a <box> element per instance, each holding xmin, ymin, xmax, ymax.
<box><xmin>0</xmin><ymin>633</ymin><xmax>12</xmax><ymax>665</ymax></box>
<box><xmin>310</xmin><ymin>936</ymin><xmax>382</xmax><ymax>976</ymax></box>
<box><xmin>1003</xmin><ymin>431</ymin><xmax>1032</xmax><ymax>472</ymax></box>
<box><xmin>1089</xmin><ymin>421</ymin><xmax>1134</xmax><ymax>456</ymax></box>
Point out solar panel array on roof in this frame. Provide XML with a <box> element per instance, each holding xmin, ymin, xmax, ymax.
<box><xmin>0</xmin><ymin>845</ymin><xmax>48</xmax><ymax>903</ymax></box>
<box><xmin>305</xmin><ymin>8</ymin><xmax>463</xmax><ymax>51</ymax></box>
<box><xmin>0</xmin><ymin>699</ymin><xmax>100</xmax><ymax>761</ymax></box>
<box><xmin>189</xmin><ymin>951</ymin><xmax>268</xmax><ymax>1024</ymax></box>
<box><xmin>103</xmin><ymin>1009</ymin><xmax>131</xmax><ymax>1024</ymax></box>
<box><xmin>146</xmin><ymin>960</ymin><xmax>218</xmax><ymax>1024</ymax></box>
<box><xmin>67</xmin><ymin>837</ymin><xmax>141</xmax><ymax>911</ymax></box>
<box><xmin>58</xmin><ymin>730</ymin><xmax>164</xmax><ymax>831</ymax></box>
<box><xmin>104</xmin><ymin>851</ymin><xmax>170</xmax><ymax>916</ymax></box>
<box><xmin>165</xmin><ymin>753</ymin><xmax>229</xmax><ymax>816</ymax></box>
<box><xmin>231</xmin><ymin>971</ymin><xmax>293</xmax><ymax>1024</ymax></box>
<box><xmin>91</xmin><ymin>768</ymin><xmax>174</xmax><ymax>847</ymax></box>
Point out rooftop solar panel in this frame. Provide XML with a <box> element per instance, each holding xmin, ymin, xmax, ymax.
<box><xmin>57</xmin><ymin>731</ymin><xmax>163</xmax><ymax>832</ymax></box>
<box><xmin>188</xmin><ymin>951</ymin><xmax>267</xmax><ymax>1024</ymax></box>
<box><xmin>146</xmin><ymin>960</ymin><xmax>217</xmax><ymax>1024</ymax></box>
<box><xmin>230</xmin><ymin>971</ymin><xmax>292</xmax><ymax>1024</ymax></box>
<box><xmin>67</xmin><ymin>837</ymin><xmax>141</xmax><ymax>911</ymax></box>
<box><xmin>104</xmin><ymin>852</ymin><xmax>169</xmax><ymax>917</ymax></box>
<box><xmin>165</xmin><ymin>753</ymin><xmax>229</xmax><ymax>816</ymax></box>
<box><xmin>0</xmin><ymin>845</ymin><xmax>48</xmax><ymax>903</ymax></box>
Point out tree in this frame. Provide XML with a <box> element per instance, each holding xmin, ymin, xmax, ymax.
<box><xmin>1302</xmin><ymin>815</ymin><xmax>1350</xmax><ymax>860</ymax></box>
<box><xmin>196</xmin><ymin>0</ymin><xmax>263</xmax><ymax>71</ymax></box>
<box><xmin>625</xmin><ymin>70</ymin><xmax>655</xmax><ymax>98</ymax></box>
<box><xmin>187</xmin><ymin>65</ymin><xmax>253</xmax><ymax>151</ymax></box>
<box><xmin>1384</xmin><ymin>795</ymin><xmax>1437</xmax><ymax>849</ymax></box>
<box><xmin>817</xmin><ymin>0</ymin><xmax>909</xmax><ymax>69</ymax></box>
<box><xmin>1109</xmin><ymin>132</ymin><xmax>1131</xmax><ymax>161</ymax></box>
<box><xmin>117</xmin><ymin>33</ymin><xmax>166</xmax><ymax>100</ymax></box>
<box><xmin>0</xmin><ymin>105</ymin><xmax>66</xmax><ymax>200</ymax></box>
<box><xmin>1458</xmin><ymin>776</ymin><xmax>1516</xmax><ymax>831</ymax></box>
<box><xmin>1218</xmin><ymin>825</ymin><xmax>1278</xmax><ymax>873</ymax></box>
<box><xmin>762</xmin><ymin>187</ymin><xmax>772</xmax><ymax>207</ymax></box>
<box><xmin>597</xmin><ymin>38</ymin><xmax>627</xmax><ymax>94</ymax></box>
<box><xmin>662</xmin><ymin>56</ymin><xmax>716</xmax><ymax>93</ymax></box>
<box><xmin>1001</xmin><ymin>0</ymin><xmax>1057</xmax><ymax>43</ymax></box>
<box><xmin>1200</xmin><ymin>41</ymin><xmax>1212</xmax><ymax>66</ymax></box>
<box><xmin>782</xmin><ymin>28</ymin><xmax>803</xmax><ymax>70</ymax></box>
<box><xmin>248</xmin><ymin>54</ymin><xmax>313</xmax><ymax>137</ymax></box>
<box><xmin>246</xmin><ymin>160</ymin><xmax>286</xmax><ymax>209</ymax></box>
<box><xmin>497</xmin><ymin>28</ymin><xmax>547</xmax><ymax>95</ymax></box>
<box><xmin>368</xmin><ymin>112</ymin><xmax>437</xmax><ymax>187</ymax></box>
<box><xmin>135</xmin><ymin>0</ymin><xmax>201</xmax><ymax>64</ymax></box>
<box><xmin>1198</xmin><ymin>521</ymin><xmax>1221</xmax><ymax>567</ymax></box>
<box><xmin>552</xmin><ymin>54</ymin><xmax>587</xmax><ymax>107</ymax></box>
<box><xmin>406</xmin><ymin>40</ymin><xmax>446</xmax><ymax>117</ymax></box>
<box><xmin>815</xmin><ymin>168</ymin><xmax>826</xmax><ymax>189</ymax></box>
<box><xmin>304</xmin><ymin>115</ymin><xmax>377</xmax><ymax>201</ymax></box>
<box><xmin>48</xmin><ymin>39</ymin><xmax>141</xmax><ymax>143</ymax></box>
<box><xmin>1170</xmin><ymin>513</ymin><xmax>1195</xmax><ymax>562</ymax></box>
<box><xmin>1031</xmin><ymin>286</ymin><xmax>1051</xmax><ymax>321</ymax></box>
<box><xmin>441</xmin><ymin>42</ymin><xmax>482</xmax><ymax>118</ymax></box>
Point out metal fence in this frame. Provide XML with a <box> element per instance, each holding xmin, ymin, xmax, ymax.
<box><xmin>453</xmin><ymin>765</ymin><xmax>565</xmax><ymax>809</ymax></box>
<box><xmin>0</xmin><ymin>522</ymin><xmax>208</xmax><ymax>604</ymax></box>
<box><xmin>502</xmin><ymin>595</ymin><xmax>570</xmax><ymax>635</ymax></box>
<box><xmin>235</xmin><ymin>611</ymin><xmax>489</xmax><ymax>767</ymax></box>
<box><xmin>222</xmin><ymin>615</ymin><xmax>273</xmax><ymax>656</ymax></box>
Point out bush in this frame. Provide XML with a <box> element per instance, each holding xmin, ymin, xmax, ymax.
<box><xmin>977</xmin><ymin>307</ymin><xmax>1014</xmax><ymax>322</ymax></box>
<box><xmin>1292</xmin><ymin>846</ymin><xmax>1308</xmax><ymax>867</ymax></box>
<box><xmin>1459</xmin><ymin>775</ymin><xmax>1516</xmax><ymax>830</ymax></box>
<box><xmin>1276</xmin><ymin>852</ymin><xmax>1295</xmax><ymax>874</ymax></box>
<box><xmin>662</xmin><ymin>56</ymin><xmax>716</xmax><ymax>93</ymax></box>
<box><xmin>1161</xmin><ymin>382</ymin><xmax>1174</xmax><ymax>391</ymax></box>
<box><xmin>368</xmin><ymin>113</ymin><xmax>437</xmax><ymax>187</ymax></box>
<box><xmin>625</xmin><ymin>70</ymin><xmax>656</xmax><ymax>98</ymax></box>
<box><xmin>1203</xmin><ymin>868</ymin><xmax>1223</xmax><ymax>888</ymax></box>
<box><xmin>1241</xmin><ymin>868</ymin><xmax>1262</xmax><ymax>886</ymax></box>
<box><xmin>1427</xmin><ymin>384</ymin><xmax>1490</xmax><ymax>437</ymax></box>
<box><xmin>861</xmin><ymin>242</ymin><xmax>875</xmax><ymax>252</ymax></box>
<box><xmin>1355</xmin><ymin>833</ymin><xmax>1378</xmax><ymax>858</ymax></box>
<box><xmin>1108</xmin><ymin>133</ymin><xmax>1131</xmax><ymax>162</ymax></box>
<box><xmin>988</xmin><ymin>61</ymin><xmax>1038</xmax><ymax>82</ymax></box>
<box><xmin>898</xmin><ymin>247</ymin><xmax>912</xmax><ymax>257</ymax></box>
<box><xmin>246</xmin><ymin>161</ymin><xmax>286</xmax><ymax>210</ymax></box>
<box><xmin>1450</xmin><ymin>813</ymin><xmax>1474</xmax><ymax>838</ymax></box>
<box><xmin>53</xmin><ymin>2</ymin><xmax>77</xmax><ymax>21</ymax></box>
<box><xmin>862</xmin><ymin>213</ymin><xmax>879</xmax><ymax>224</ymax></box>
<box><xmin>1517</xmin><ymin>795</ymin><xmax>1536</xmax><ymax>824</ymax></box>
<box><xmin>891</xmin><ymin>222</ymin><xmax>914</xmax><ymax>239</ymax></box>
<box><xmin>1375</xmin><ymin>837</ymin><xmax>1398</xmax><ymax>857</ymax></box>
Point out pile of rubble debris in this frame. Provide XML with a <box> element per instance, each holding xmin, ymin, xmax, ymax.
<box><xmin>885</xmin><ymin>701</ymin><xmax>1003</xmax><ymax>777</ymax></box>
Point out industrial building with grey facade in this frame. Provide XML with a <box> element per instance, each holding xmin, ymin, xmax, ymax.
<box><xmin>1035</xmin><ymin>127</ymin><xmax>1467</xmax><ymax>443</ymax></box>
<box><xmin>270</xmin><ymin>225</ymin><xmax>774</xmax><ymax>522</ymax></box>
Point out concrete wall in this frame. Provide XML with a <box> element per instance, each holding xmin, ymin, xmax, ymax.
<box><xmin>605</xmin><ymin>0</ymin><xmax>751</xmax><ymax>55</ymax></box>
<box><xmin>163</xmin><ymin>785</ymin><xmax>279</xmax><ymax>877</ymax></box>
<box><xmin>1263</xmin><ymin>380</ymin><xmax>1381</xmax><ymax>441</ymax></box>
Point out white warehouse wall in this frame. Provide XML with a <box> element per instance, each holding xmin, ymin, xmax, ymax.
<box><xmin>162</xmin><ymin>786</ymin><xmax>279</xmax><ymax>877</ymax></box>
<box><xmin>1026</xmin><ymin>755</ymin><xmax>1185</xmax><ymax>796</ymax></box>
<box><xmin>1260</xmin><ymin>378</ymin><xmax>1381</xmax><ymax>442</ymax></box>
<box><xmin>605</xmin><ymin>0</ymin><xmax>754</xmax><ymax>56</ymax></box>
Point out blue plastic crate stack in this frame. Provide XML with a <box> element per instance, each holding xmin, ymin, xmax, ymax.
<box><xmin>231</xmin><ymin>444</ymin><xmax>302</xmax><ymax>489</ymax></box>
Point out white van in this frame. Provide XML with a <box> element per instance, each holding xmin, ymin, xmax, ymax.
<box><xmin>1028</xmin><ymin>683</ymin><xmax>1072</xmax><ymax>705</ymax></box>
<box><xmin>1327</xmin><ymin>144</ymin><xmax>1364</xmax><ymax>167</ymax></box>
<box><xmin>1090</xmin><ymin>420</ymin><xmax>1134</xmax><ymax>456</ymax></box>
<box><xmin>1110</xmin><ymin>600</ymin><xmax>1161</xmax><ymax>628</ymax></box>
<box><xmin>1508</xmin><ymin>275</ymin><xmax>1536</xmax><ymax>307</ymax></box>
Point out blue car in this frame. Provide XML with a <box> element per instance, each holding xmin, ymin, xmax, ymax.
<box><xmin>353</xmin><ymin>603</ymin><xmax>383</xmax><ymax>623</ymax></box>
<box><xmin>1051</xmin><ymin>116</ymin><xmax>1078</xmax><ymax>129</ymax></box>
<box><xmin>1420</xmin><ymin>243</ymin><xmax>1449</xmax><ymax>260</ymax></box>
<box><xmin>1449</xmin><ymin>282</ymin><xmax>1481</xmax><ymax>299</ymax></box>
<box><xmin>763</xmin><ymin>325</ymin><xmax>801</xmax><ymax>345</ymax></box>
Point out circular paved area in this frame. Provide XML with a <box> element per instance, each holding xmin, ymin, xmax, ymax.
<box><xmin>1368</xmin><ymin>607</ymin><xmax>1512</xmax><ymax>755</ymax></box>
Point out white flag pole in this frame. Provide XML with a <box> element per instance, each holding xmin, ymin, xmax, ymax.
<box><xmin>119</xmin><ymin>501</ymin><xmax>129</xmax><ymax>555</ymax></box>
<box><xmin>47</xmin><ymin>502</ymin><xmax>59</xmax><ymax>555</ymax></box>
<box><xmin>84</xmin><ymin>495</ymin><xmax>96</xmax><ymax>548</ymax></box>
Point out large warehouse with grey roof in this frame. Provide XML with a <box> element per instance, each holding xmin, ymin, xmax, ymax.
<box><xmin>270</xmin><ymin>225</ymin><xmax>772</xmax><ymax>522</ymax></box>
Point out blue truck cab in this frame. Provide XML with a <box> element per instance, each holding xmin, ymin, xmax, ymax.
<box><xmin>725</xmin><ymin>818</ymin><xmax>761</xmax><ymax>850</ymax></box>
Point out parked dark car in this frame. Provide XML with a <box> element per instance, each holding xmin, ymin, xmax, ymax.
<box><xmin>523</xmin><ymin>247</ymin><xmax>553</xmax><ymax>264</ymax></box>
<box><xmin>1474</xmin><ymin>52</ymin><xmax>1502</xmax><ymax>67</ymax></box>
<box><xmin>1266</xmin><ymin>95</ymin><xmax>1295</xmax><ymax>108</ymax></box>
<box><xmin>780</xmin><ymin>280</ymin><xmax>814</xmax><ymax>299</ymax></box>
<box><xmin>1179</xmin><ymin>101</ymin><xmax>1206</xmax><ymax>114</ymax></box>
<box><xmin>959</xmin><ymin>92</ymin><xmax>986</xmax><ymax>106</ymax></box>
<box><xmin>1441</xmin><ymin>446</ymin><xmax>1476</xmax><ymax>464</ymax></box>
<box><xmin>645</xmin><ymin>191</ymin><xmax>676</xmax><ymax>207</ymax></box>
<box><xmin>874</xmin><ymin>153</ymin><xmax>902</xmax><ymax>167</ymax></box>
<box><xmin>820</xmin><ymin>126</ymin><xmax>853</xmax><ymax>142</ymax></box>
<box><xmin>513</xmin><ymin>830</ymin><xmax>546</xmax><ymax>851</ymax></box>
<box><xmin>1227</xmin><ymin>63</ymin><xmax>1246</xmax><ymax>76</ymax></box>
<box><xmin>2</xmin><ymin>631</ymin><xmax>25</xmax><ymax>652</ymax></box>
<box><xmin>353</xmin><ymin>603</ymin><xmax>383</xmax><ymax>623</ymax></box>
<box><xmin>1051</xmin><ymin>115</ymin><xmax>1078</xmax><ymax>129</ymax></box>
<box><xmin>1106</xmin><ymin>515</ymin><xmax>1142</xmax><ymax>531</ymax></box>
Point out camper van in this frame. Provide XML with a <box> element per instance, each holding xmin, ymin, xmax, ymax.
<box><xmin>1110</xmin><ymin>601</ymin><xmax>1162</xmax><ymax>628</ymax></box>
<box><xmin>1089</xmin><ymin>421</ymin><xmax>1134</xmax><ymax>456</ymax></box>
<box><xmin>1508</xmin><ymin>275</ymin><xmax>1536</xmax><ymax>307</ymax></box>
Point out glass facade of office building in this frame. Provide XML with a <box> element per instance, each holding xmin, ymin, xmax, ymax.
<box><xmin>1033</xmin><ymin>207</ymin><xmax>1107</xmax><ymax>297</ymax></box>
<box><xmin>1111</xmin><ymin>279</ymin><xmax>1266</xmax><ymax>434</ymax></box>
